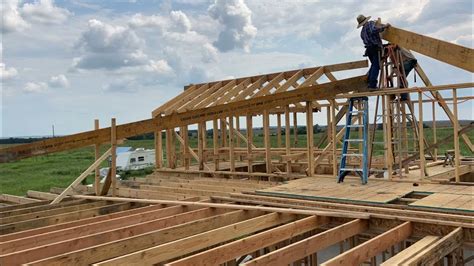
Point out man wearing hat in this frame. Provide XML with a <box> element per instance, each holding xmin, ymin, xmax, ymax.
<box><xmin>357</xmin><ymin>14</ymin><xmax>390</xmax><ymax>90</ymax></box>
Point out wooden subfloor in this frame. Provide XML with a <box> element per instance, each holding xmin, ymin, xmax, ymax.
<box><xmin>256</xmin><ymin>176</ymin><xmax>473</xmax><ymax>212</ymax></box>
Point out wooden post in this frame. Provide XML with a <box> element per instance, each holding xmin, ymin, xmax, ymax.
<box><xmin>229</xmin><ymin>116</ymin><xmax>235</xmax><ymax>172</ymax></box>
<box><xmin>386</xmin><ymin>96</ymin><xmax>393</xmax><ymax>180</ymax></box>
<box><xmin>331</xmin><ymin>101</ymin><xmax>337</xmax><ymax>178</ymax></box>
<box><xmin>277</xmin><ymin>113</ymin><xmax>282</xmax><ymax>148</ymax></box>
<box><xmin>285</xmin><ymin>106</ymin><xmax>291</xmax><ymax>173</ymax></box>
<box><xmin>306</xmin><ymin>102</ymin><xmax>314</xmax><ymax>176</ymax></box>
<box><xmin>94</xmin><ymin>119</ymin><xmax>100</xmax><ymax>195</ymax></box>
<box><xmin>213</xmin><ymin>119</ymin><xmax>219</xmax><ymax>171</ymax></box>
<box><xmin>154</xmin><ymin>129</ymin><xmax>162</xmax><ymax>169</ymax></box>
<box><xmin>198</xmin><ymin>123</ymin><xmax>204</xmax><ymax>170</ymax></box>
<box><xmin>453</xmin><ymin>89</ymin><xmax>460</xmax><ymax>182</ymax></box>
<box><xmin>327</xmin><ymin>106</ymin><xmax>331</xmax><ymax>164</ymax></box>
<box><xmin>221</xmin><ymin>118</ymin><xmax>227</xmax><ymax>149</ymax></box>
<box><xmin>235</xmin><ymin>116</ymin><xmax>240</xmax><ymax>148</ymax></box>
<box><xmin>263</xmin><ymin>110</ymin><xmax>272</xmax><ymax>173</ymax></box>
<box><xmin>293</xmin><ymin>112</ymin><xmax>298</xmax><ymax>146</ymax></box>
<box><xmin>183</xmin><ymin>126</ymin><xmax>190</xmax><ymax>170</ymax></box>
<box><xmin>432</xmin><ymin>101</ymin><xmax>437</xmax><ymax>161</ymax></box>
<box><xmin>418</xmin><ymin>92</ymin><xmax>425</xmax><ymax>179</ymax></box>
<box><xmin>246</xmin><ymin>115</ymin><xmax>253</xmax><ymax>173</ymax></box>
<box><xmin>110</xmin><ymin>118</ymin><xmax>117</xmax><ymax>197</ymax></box>
<box><xmin>166</xmin><ymin>129</ymin><xmax>175</xmax><ymax>169</ymax></box>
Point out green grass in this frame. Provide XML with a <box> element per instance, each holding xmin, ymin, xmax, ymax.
<box><xmin>0</xmin><ymin>127</ymin><xmax>471</xmax><ymax>196</ymax></box>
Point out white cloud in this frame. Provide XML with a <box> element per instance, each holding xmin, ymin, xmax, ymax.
<box><xmin>169</xmin><ymin>10</ymin><xmax>192</xmax><ymax>33</ymax></box>
<box><xmin>202</xmin><ymin>43</ymin><xmax>219</xmax><ymax>63</ymax></box>
<box><xmin>0</xmin><ymin>43</ymin><xmax>18</xmax><ymax>80</ymax></box>
<box><xmin>49</xmin><ymin>74</ymin><xmax>70</xmax><ymax>88</ymax></box>
<box><xmin>128</xmin><ymin>13</ymin><xmax>166</xmax><ymax>29</ymax></box>
<box><xmin>73</xmin><ymin>19</ymin><xmax>148</xmax><ymax>70</ymax></box>
<box><xmin>22</xmin><ymin>0</ymin><xmax>72</xmax><ymax>25</ymax></box>
<box><xmin>208</xmin><ymin>0</ymin><xmax>257</xmax><ymax>52</ymax></box>
<box><xmin>23</xmin><ymin>82</ymin><xmax>48</xmax><ymax>93</ymax></box>
<box><xmin>144</xmin><ymin>59</ymin><xmax>174</xmax><ymax>75</ymax></box>
<box><xmin>0</xmin><ymin>63</ymin><xmax>19</xmax><ymax>80</ymax></box>
<box><xmin>1</xmin><ymin>0</ymin><xmax>29</xmax><ymax>33</ymax></box>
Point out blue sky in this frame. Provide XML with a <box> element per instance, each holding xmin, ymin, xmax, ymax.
<box><xmin>1</xmin><ymin>0</ymin><xmax>473</xmax><ymax>137</ymax></box>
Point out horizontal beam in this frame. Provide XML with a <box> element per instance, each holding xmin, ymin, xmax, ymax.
<box><xmin>336</xmin><ymin>82</ymin><xmax>473</xmax><ymax>99</ymax></box>
<box><xmin>244</xmin><ymin>219</ymin><xmax>368</xmax><ymax>266</ymax></box>
<box><xmin>382</xmin><ymin>26</ymin><xmax>474</xmax><ymax>72</ymax></box>
<box><xmin>0</xmin><ymin>194</ymin><xmax>41</xmax><ymax>204</ymax></box>
<box><xmin>71</xmin><ymin>195</ymin><xmax>370</xmax><ymax>219</ymax></box>
<box><xmin>96</xmin><ymin>212</ymin><xmax>298</xmax><ymax>265</ymax></box>
<box><xmin>167</xmin><ymin>215</ymin><xmax>329</xmax><ymax>266</ymax></box>
<box><xmin>402</xmin><ymin>227</ymin><xmax>463</xmax><ymax>265</ymax></box>
<box><xmin>0</xmin><ymin>75</ymin><xmax>367</xmax><ymax>163</ymax></box>
<box><xmin>322</xmin><ymin>221</ymin><xmax>412</xmax><ymax>266</ymax></box>
<box><xmin>380</xmin><ymin>235</ymin><xmax>440</xmax><ymax>265</ymax></box>
<box><xmin>27</xmin><ymin>209</ymin><xmax>260</xmax><ymax>265</ymax></box>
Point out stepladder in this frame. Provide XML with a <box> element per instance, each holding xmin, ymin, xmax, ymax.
<box><xmin>338</xmin><ymin>97</ymin><xmax>369</xmax><ymax>184</ymax></box>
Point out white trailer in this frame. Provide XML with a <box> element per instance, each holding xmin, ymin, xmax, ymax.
<box><xmin>116</xmin><ymin>148</ymin><xmax>155</xmax><ymax>171</ymax></box>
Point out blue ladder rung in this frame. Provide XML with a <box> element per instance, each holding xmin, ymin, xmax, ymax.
<box><xmin>343</xmin><ymin>154</ymin><xmax>363</xmax><ymax>157</ymax></box>
<box><xmin>345</xmin><ymin>139</ymin><xmax>364</xmax><ymax>142</ymax></box>
<box><xmin>347</xmin><ymin>125</ymin><xmax>364</xmax><ymax>128</ymax></box>
<box><xmin>349</xmin><ymin>111</ymin><xmax>364</xmax><ymax>114</ymax></box>
<box><xmin>340</xmin><ymin>168</ymin><xmax>363</xmax><ymax>172</ymax></box>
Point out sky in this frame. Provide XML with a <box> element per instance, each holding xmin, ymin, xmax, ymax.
<box><xmin>1</xmin><ymin>0</ymin><xmax>473</xmax><ymax>137</ymax></box>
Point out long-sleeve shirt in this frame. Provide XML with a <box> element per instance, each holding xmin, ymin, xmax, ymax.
<box><xmin>360</xmin><ymin>21</ymin><xmax>384</xmax><ymax>47</ymax></box>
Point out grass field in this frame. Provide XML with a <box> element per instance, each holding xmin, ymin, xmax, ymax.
<box><xmin>0</xmin><ymin>127</ymin><xmax>471</xmax><ymax>196</ymax></box>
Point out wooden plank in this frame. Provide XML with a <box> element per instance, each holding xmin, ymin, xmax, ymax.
<box><xmin>246</xmin><ymin>115</ymin><xmax>253</xmax><ymax>173</ymax></box>
<box><xmin>26</xmin><ymin>209</ymin><xmax>261</xmax><ymax>265</ymax></box>
<box><xmin>244</xmin><ymin>219</ymin><xmax>368</xmax><ymax>266</ymax></box>
<box><xmin>418</xmin><ymin>93</ymin><xmax>425</xmax><ymax>179</ymax></box>
<box><xmin>173</xmin><ymin>60</ymin><xmax>367</xmax><ymax>94</ymax></box>
<box><xmin>380</xmin><ymin>236</ymin><xmax>440</xmax><ymax>265</ymax></box>
<box><xmin>0</xmin><ymin>202</ymin><xmax>132</xmax><ymax>235</ymax></box>
<box><xmin>403</xmin><ymin>227</ymin><xmax>463</xmax><ymax>266</ymax></box>
<box><xmin>71</xmin><ymin>195</ymin><xmax>370</xmax><ymax>219</ymax></box>
<box><xmin>0</xmin><ymin>75</ymin><xmax>368</xmax><ymax>163</ymax></box>
<box><xmin>382</xmin><ymin>26</ymin><xmax>474</xmax><ymax>72</ymax></box>
<box><xmin>229</xmin><ymin>116</ymin><xmax>235</xmax><ymax>172</ymax></box>
<box><xmin>1</xmin><ymin>201</ymin><xmax>108</xmax><ymax>225</ymax></box>
<box><xmin>263</xmin><ymin>110</ymin><xmax>272</xmax><ymax>173</ymax></box>
<box><xmin>167</xmin><ymin>215</ymin><xmax>329</xmax><ymax>266</ymax></box>
<box><xmin>285</xmin><ymin>106</ymin><xmax>291</xmax><ymax>173</ymax></box>
<box><xmin>165</xmin><ymin>84</ymin><xmax>210</xmax><ymax>115</ymax></box>
<box><xmin>1</xmin><ymin>207</ymin><xmax>231</xmax><ymax>265</ymax></box>
<box><xmin>322</xmin><ymin>221</ymin><xmax>412</xmax><ymax>266</ymax></box>
<box><xmin>306</xmin><ymin>102</ymin><xmax>314</xmax><ymax>176</ymax></box>
<box><xmin>96</xmin><ymin>212</ymin><xmax>298</xmax><ymax>265</ymax></box>
<box><xmin>94</xmin><ymin>119</ymin><xmax>100</xmax><ymax>194</ymax></box>
<box><xmin>0</xmin><ymin>205</ymin><xmax>181</xmax><ymax>253</ymax></box>
<box><xmin>50</xmin><ymin>148</ymin><xmax>112</xmax><ymax>204</ymax></box>
<box><xmin>453</xmin><ymin>89</ymin><xmax>460</xmax><ymax>182</ymax></box>
<box><xmin>0</xmin><ymin>194</ymin><xmax>41</xmax><ymax>204</ymax></box>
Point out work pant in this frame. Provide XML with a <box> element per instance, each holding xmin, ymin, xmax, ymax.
<box><xmin>366</xmin><ymin>46</ymin><xmax>381</xmax><ymax>89</ymax></box>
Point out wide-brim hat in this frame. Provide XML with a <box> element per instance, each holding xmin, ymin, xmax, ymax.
<box><xmin>357</xmin><ymin>14</ymin><xmax>371</xmax><ymax>28</ymax></box>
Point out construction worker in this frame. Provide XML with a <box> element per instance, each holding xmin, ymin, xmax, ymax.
<box><xmin>399</xmin><ymin>47</ymin><xmax>417</xmax><ymax>100</ymax></box>
<box><xmin>357</xmin><ymin>14</ymin><xmax>390</xmax><ymax>90</ymax></box>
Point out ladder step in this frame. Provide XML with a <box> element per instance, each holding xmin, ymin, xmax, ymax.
<box><xmin>349</xmin><ymin>111</ymin><xmax>364</xmax><ymax>114</ymax></box>
<box><xmin>345</xmin><ymin>139</ymin><xmax>364</xmax><ymax>142</ymax></box>
<box><xmin>343</xmin><ymin>154</ymin><xmax>364</xmax><ymax>157</ymax></box>
<box><xmin>347</xmin><ymin>125</ymin><xmax>364</xmax><ymax>128</ymax></box>
<box><xmin>340</xmin><ymin>168</ymin><xmax>363</xmax><ymax>172</ymax></box>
